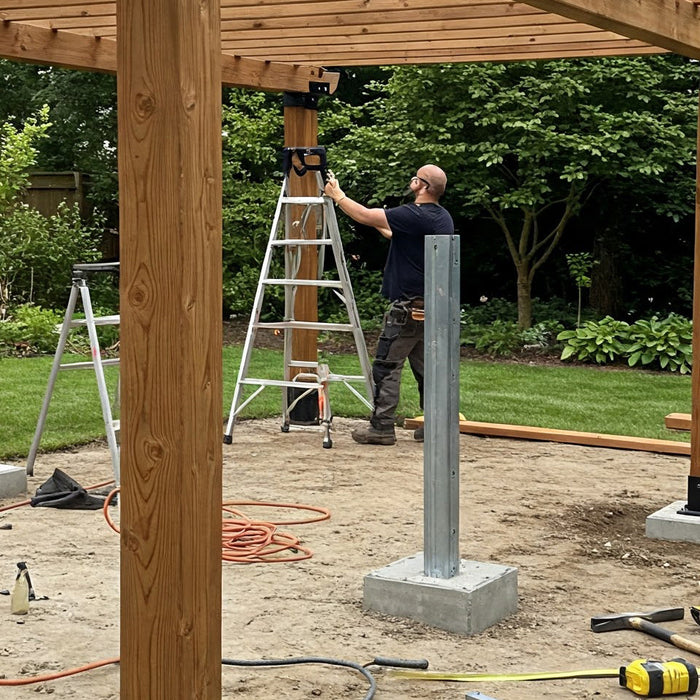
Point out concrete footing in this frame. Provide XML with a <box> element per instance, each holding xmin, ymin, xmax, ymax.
<box><xmin>646</xmin><ymin>500</ymin><xmax>700</xmax><ymax>544</ymax></box>
<box><xmin>363</xmin><ymin>552</ymin><xmax>518</xmax><ymax>636</ymax></box>
<box><xmin>0</xmin><ymin>464</ymin><xmax>27</xmax><ymax>499</ymax></box>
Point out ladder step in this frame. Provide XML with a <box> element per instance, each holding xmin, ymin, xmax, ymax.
<box><xmin>262</xmin><ymin>279</ymin><xmax>343</xmax><ymax>288</ymax></box>
<box><xmin>255</xmin><ymin>321</ymin><xmax>354</xmax><ymax>332</ymax></box>
<box><xmin>60</xmin><ymin>358</ymin><xmax>120</xmax><ymax>370</ymax></box>
<box><xmin>280</xmin><ymin>196</ymin><xmax>326</xmax><ymax>205</ymax></box>
<box><xmin>289</xmin><ymin>360</ymin><xmax>320</xmax><ymax>368</ymax></box>
<box><xmin>240</xmin><ymin>378</ymin><xmax>324</xmax><ymax>390</ymax></box>
<box><xmin>271</xmin><ymin>239</ymin><xmax>332</xmax><ymax>246</ymax></box>
<box><xmin>70</xmin><ymin>315</ymin><xmax>120</xmax><ymax>327</ymax></box>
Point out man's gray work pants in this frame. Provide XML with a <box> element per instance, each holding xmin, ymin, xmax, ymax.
<box><xmin>370</xmin><ymin>301</ymin><xmax>424</xmax><ymax>430</ymax></box>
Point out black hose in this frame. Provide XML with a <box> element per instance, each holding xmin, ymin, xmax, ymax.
<box><xmin>221</xmin><ymin>655</ymin><xmax>430</xmax><ymax>699</ymax></box>
<box><xmin>222</xmin><ymin>656</ymin><xmax>376</xmax><ymax>700</ymax></box>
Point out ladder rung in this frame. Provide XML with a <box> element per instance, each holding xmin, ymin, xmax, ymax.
<box><xmin>289</xmin><ymin>360</ymin><xmax>320</xmax><ymax>368</ymax></box>
<box><xmin>280</xmin><ymin>196</ymin><xmax>326</xmax><ymax>205</ymax></box>
<box><xmin>255</xmin><ymin>321</ymin><xmax>354</xmax><ymax>332</ymax></box>
<box><xmin>262</xmin><ymin>279</ymin><xmax>343</xmax><ymax>288</ymax></box>
<box><xmin>271</xmin><ymin>239</ymin><xmax>332</xmax><ymax>246</ymax></box>
<box><xmin>240</xmin><ymin>378</ymin><xmax>324</xmax><ymax>390</ymax></box>
<box><xmin>70</xmin><ymin>315</ymin><xmax>120</xmax><ymax>326</ymax></box>
<box><xmin>328</xmin><ymin>374</ymin><xmax>367</xmax><ymax>383</ymax></box>
<box><xmin>60</xmin><ymin>358</ymin><xmax>120</xmax><ymax>370</ymax></box>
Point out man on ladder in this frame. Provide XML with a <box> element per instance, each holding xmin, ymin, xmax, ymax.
<box><xmin>324</xmin><ymin>164</ymin><xmax>454</xmax><ymax>446</ymax></box>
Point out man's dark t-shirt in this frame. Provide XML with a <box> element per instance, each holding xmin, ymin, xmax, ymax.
<box><xmin>382</xmin><ymin>202</ymin><xmax>455</xmax><ymax>301</ymax></box>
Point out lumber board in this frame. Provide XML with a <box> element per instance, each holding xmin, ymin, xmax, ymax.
<box><xmin>523</xmin><ymin>0</ymin><xmax>700</xmax><ymax>59</ymax></box>
<box><xmin>404</xmin><ymin>417</ymin><xmax>691</xmax><ymax>456</ymax></box>
<box><xmin>0</xmin><ymin>21</ymin><xmax>339</xmax><ymax>93</ymax></box>
<box><xmin>665</xmin><ymin>413</ymin><xmax>692</xmax><ymax>431</ymax></box>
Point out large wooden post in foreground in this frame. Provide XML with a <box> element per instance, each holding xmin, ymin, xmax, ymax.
<box><xmin>284</xmin><ymin>93</ymin><xmax>319</xmax><ymax>379</ymax></box>
<box><xmin>117</xmin><ymin>0</ymin><xmax>222</xmax><ymax>697</ymax></box>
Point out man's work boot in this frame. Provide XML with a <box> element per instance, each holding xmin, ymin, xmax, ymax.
<box><xmin>351</xmin><ymin>424</ymin><xmax>396</xmax><ymax>445</ymax></box>
<box><xmin>413</xmin><ymin>425</ymin><xmax>424</xmax><ymax>442</ymax></box>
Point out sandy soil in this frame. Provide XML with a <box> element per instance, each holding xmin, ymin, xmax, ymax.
<box><xmin>1</xmin><ymin>417</ymin><xmax>699</xmax><ymax>699</ymax></box>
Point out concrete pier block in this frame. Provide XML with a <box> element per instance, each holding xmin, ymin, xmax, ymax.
<box><xmin>646</xmin><ymin>500</ymin><xmax>700</xmax><ymax>544</ymax></box>
<box><xmin>363</xmin><ymin>552</ymin><xmax>518</xmax><ymax>636</ymax></box>
<box><xmin>0</xmin><ymin>464</ymin><xmax>27</xmax><ymax>499</ymax></box>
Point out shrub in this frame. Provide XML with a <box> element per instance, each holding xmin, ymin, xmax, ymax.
<box><xmin>461</xmin><ymin>298</ymin><xmax>517</xmax><ymax>325</ymax></box>
<box><xmin>557</xmin><ymin>313</ymin><xmax>693</xmax><ymax>373</ymax></box>
<box><xmin>462</xmin><ymin>297</ymin><xmax>581</xmax><ymax>329</ymax></box>
<box><xmin>0</xmin><ymin>303</ymin><xmax>120</xmax><ymax>357</ymax></box>
<box><xmin>557</xmin><ymin>316</ymin><xmax>630</xmax><ymax>364</ymax></box>
<box><xmin>626</xmin><ymin>314</ymin><xmax>692</xmax><ymax>374</ymax></box>
<box><xmin>461</xmin><ymin>319</ymin><xmax>564</xmax><ymax>357</ymax></box>
<box><xmin>0</xmin><ymin>304</ymin><xmax>61</xmax><ymax>355</ymax></box>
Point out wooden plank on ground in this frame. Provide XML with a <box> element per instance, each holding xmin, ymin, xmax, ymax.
<box><xmin>665</xmin><ymin>413</ymin><xmax>691</xmax><ymax>431</ymax></box>
<box><xmin>404</xmin><ymin>417</ymin><xmax>690</xmax><ymax>456</ymax></box>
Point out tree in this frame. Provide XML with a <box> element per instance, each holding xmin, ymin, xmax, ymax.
<box><xmin>0</xmin><ymin>60</ymin><xmax>118</xmax><ymax>222</ymax></box>
<box><xmin>327</xmin><ymin>56</ymin><xmax>698</xmax><ymax>327</ymax></box>
<box><xmin>0</xmin><ymin>108</ymin><xmax>103</xmax><ymax>316</ymax></box>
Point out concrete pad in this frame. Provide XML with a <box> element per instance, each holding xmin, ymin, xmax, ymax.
<box><xmin>0</xmin><ymin>464</ymin><xmax>27</xmax><ymax>499</ymax></box>
<box><xmin>646</xmin><ymin>500</ymin><xmax>700</xmax><ymax>544</ymax></box>
<box><xmin>363</xmin><ymin>552</ymin><xmax>518</xmax><ymax>636</ymax></box>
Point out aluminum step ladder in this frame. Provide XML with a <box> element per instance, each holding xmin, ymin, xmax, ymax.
<box><xmin>26</xmin><ymin>262</ymin><xmax>120</xmax><ymax>482</ymax></box>
<box><xmin>224</xmin><ymin>146</ymin><xmax>373</xmax><ymax>448</ymax></box>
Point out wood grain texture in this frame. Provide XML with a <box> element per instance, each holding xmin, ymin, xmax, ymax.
<box><xmin>284</xmin><ymin>105</ymin><xmax>319</xmax><ymax>379</ymax></box>
<box><xmin>0</xmin><ymin>1</ymin><xmax>668</xmax><ymax>68</ymax></box>
<box><xmin>665</xmin><ymin>413</ymin><xmax>691</xmax><ymax>432</ymax></box>
<box><xmin>117</xmin><ymin>0</ymin><xmax>222</xmax><ymax>697</ymax></box>
<box><xmin>525</xmin><ymin>0</ymin><xmax>700</xmax><ymax>58</ymax></box>
<box><xmin>692</xmin><ymin>92</ymin><xmax>700</xmax><ymax>476</ymax></box>
<box><xmin>0</xmin><ymin>20</ymin><xmax>339</xmax><ymax>93</ymax></box>
<box><xmin>404</xmin><ymin>417</ymin><xmax>691</xmax><ymax>456</ymax></box>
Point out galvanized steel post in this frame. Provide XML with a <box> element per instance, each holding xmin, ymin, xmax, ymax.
<box><xmin>424</xmin><ymin>234</ymin><xmax>461</xmax><ymax>578</ymax></box>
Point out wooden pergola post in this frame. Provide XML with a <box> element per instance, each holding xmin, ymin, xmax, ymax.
<box><xmin>686</xmin><ymin>91</ymin><xmax>700</xmax><ymax>514</ymax></box>
<box><xmin>117</xmin><ymin>0</ymin><xmax>222</xmax><ymax>697</ymax></box>
<box><xmin>284</xmin><ymin>93</ymin><xmax>319</xmax><ymax>381</ymax></box>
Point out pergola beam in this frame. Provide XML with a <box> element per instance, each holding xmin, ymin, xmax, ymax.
<box><xmin>220</xmin><ymin>39</ymin><xmax>661</xmax><ymax>65</ymax></box>
<box><xmin>0</xmin><ymin>21</ymin><xmax>338</xmax><ymax>93</ymax></box>
<box><xmin>523</xmin><ymin>0</ymin><xmax>700</xmax><ymax>59</ymax></box>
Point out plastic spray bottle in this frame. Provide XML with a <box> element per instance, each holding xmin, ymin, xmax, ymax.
<box><xmin>10</xmin><ymin>562</ymin><xmax>30</xmax><ymax>615</ymax></box>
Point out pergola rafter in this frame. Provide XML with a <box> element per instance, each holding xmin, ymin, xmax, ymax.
<box><xmin>0</xmin><ymin>20</ymin><xmax>339</xmax><ymax>92</ymax></box>
<box><xmin>0</xmin><ymin>0</ymin><xmax>677</xmax><ymax>68</ymax></box>
<box><xmin>1</xmin><ymin>2</ymin><xmax>700</xmax><ymax>698</ymax></box>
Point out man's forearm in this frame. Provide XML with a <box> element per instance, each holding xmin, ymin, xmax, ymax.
<box><xmin>334</xmin><ymin>196</ymin><xmax>391</xmax><ymax>238</ymax></box>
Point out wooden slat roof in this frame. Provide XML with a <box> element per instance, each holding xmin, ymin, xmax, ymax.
<box><xmin>0</xmin><ymin>0</ymin><xmax>665</xmax><ymax>68</ymax></box>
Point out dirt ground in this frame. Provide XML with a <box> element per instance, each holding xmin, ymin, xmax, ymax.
<box><xmin>1</xmin><ymin>417</ymin><xmax>700</xmax><ymax>699</ymax></box>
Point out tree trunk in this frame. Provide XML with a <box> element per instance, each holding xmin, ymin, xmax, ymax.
<box><xmin>590</xmin><ymin>231</ymin><xmax>622</xmax><ymax>318</ymax></box>
<box><xmin>516</xmin><ymin>264</ymin><xmax>533</xmax><ymax>329</ymax></box>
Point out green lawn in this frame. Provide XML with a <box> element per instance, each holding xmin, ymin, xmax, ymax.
<box><xmin>0</xmin><ymin>348</ymin><xmax>691</xmax><ymax>460</ymax></box>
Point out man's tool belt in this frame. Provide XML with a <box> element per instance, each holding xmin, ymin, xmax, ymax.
<box><xmin>391</xmin><ymin>298</ymin><xmax>425</xmax><ymax>322</ymax></box>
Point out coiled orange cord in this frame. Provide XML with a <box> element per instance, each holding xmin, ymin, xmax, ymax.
<box><xmin>103</xmin><ymin>490</ymin><xmax>330</xmax><ymax>563</ymax></box>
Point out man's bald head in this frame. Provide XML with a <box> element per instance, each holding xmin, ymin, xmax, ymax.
<box><xmin>417</xmin><ymin>164</ymin><xmax>447</xmax><ymax>199</ymax></box>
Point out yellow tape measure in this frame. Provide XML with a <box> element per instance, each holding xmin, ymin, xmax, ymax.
<box><xmin>621</xmin><ymin>658</ymin><xmax>698</xmax><ymax>697</ymax></box>
<box><xmin>391</xmin><ymin>658</ymin><xmax>698</xmax><ymax>697</ymax></box>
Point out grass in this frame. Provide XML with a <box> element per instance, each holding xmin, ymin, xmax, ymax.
<box><xmin>0</xmin><ymin>348</ymin><xmax>691</xmax><ymax>460</ymax></box>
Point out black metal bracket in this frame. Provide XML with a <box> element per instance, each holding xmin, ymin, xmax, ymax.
<box><xmin>283</xmin><ymin>91</ymin><xmax>319</xmax><ymax>110</ymax></box>
<box><xmin>281</xmin><ymin>146</ymin><xmax>327</xmax><ymax>180</ymax></box>
<box><xmin>677</xmin><ymin>475</ymin><xmax>700</xmax><ymax>516</ymax></box>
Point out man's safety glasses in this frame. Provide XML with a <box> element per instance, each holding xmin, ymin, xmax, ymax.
<box><xmin>411</xmin><ymin>175</ymin><xmax>430</xmax><ymax>189</ymax></box>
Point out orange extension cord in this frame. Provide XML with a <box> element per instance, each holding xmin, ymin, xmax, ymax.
<box><xmin>103</xmin><ymin>489</ymin><xmax>331</xmax><ymax>563</ymax></box>
<box><xmin>0</xmin><ymin>658</ymin><xmax>119</xmax><ymax>686</ymax></box>
<box><xmin>0</xmin><ymin>483</ymin><xmax>330</xmax><ymax>685</ymax></box>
